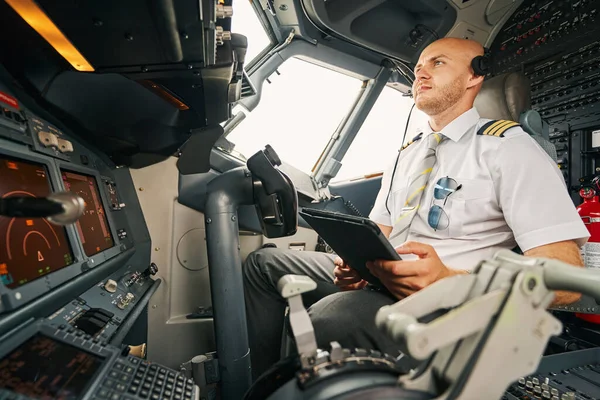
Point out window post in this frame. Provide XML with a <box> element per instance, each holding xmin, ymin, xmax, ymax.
<box><xmin>312</xmin><ymin>62</ymin><xmax>392</xmax><ymax>188</ymax></box>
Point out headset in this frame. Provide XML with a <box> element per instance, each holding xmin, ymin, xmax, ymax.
<box><xmin>471</xmin><ymin>48</ymin><xmax>491</xmax><ymax>77</ymax></box>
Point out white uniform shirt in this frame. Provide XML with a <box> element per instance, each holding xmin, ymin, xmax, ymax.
<box><xmin>369</xmin><ymin>107</ymin><xmax>589</xmax><ymax>271</ymax></box>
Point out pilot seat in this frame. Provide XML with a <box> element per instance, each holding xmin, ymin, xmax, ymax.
<box><xmin>474</xmin><ymin>71</ymin><xmax>558</xmax><ymax>162</ymax></box>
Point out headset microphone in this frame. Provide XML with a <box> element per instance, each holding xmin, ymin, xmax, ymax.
<box><xmin>385</xmin><ymin>102</ymin><xmax>416</xmax><ymax>214</ymax></box>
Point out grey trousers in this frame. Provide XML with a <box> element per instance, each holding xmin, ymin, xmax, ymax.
<box><xmin>242</xmin><ymin>247</ymin><xmax>403</xmax><ymax>380</ymax></box>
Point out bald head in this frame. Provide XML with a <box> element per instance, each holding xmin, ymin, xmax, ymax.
<box><xmin>426</xmin><ymin>38</ymin><xmax>484</xmax><ymax>62</ymax></box>
<box><xmin>412</xmin><ymin>38</ymin><xmax>486</xmax><ymax>117</ymax></box>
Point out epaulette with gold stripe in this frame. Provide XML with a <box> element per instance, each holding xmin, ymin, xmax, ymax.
<box><xmin>477</xmin><ymin>120</ymin><xmax>521</xmax><ymax>137</ymax></box>
<box><xmin>401</xmin><ymin>132</ymin><xmax>423</xmax><ymax>150</ymax></box>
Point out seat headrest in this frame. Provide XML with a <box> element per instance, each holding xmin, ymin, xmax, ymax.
<box><xmin>473</xmin><ymin>72</ymin><xmax>531</xmax><ymax>121</ymax></box>
<box><xmin>520</xmin><ymin>110</ymin><xmax>543</xmax><ymax>136</ymax></box>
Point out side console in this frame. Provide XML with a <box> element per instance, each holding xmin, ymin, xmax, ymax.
<box><xmin>506</xmin><ymin>347</ymin><xmax>600</xmax><ymax>400</ymax></box>
<box><xmin>46</xmin><ymin>263</ymin><xmax>159</xmax><ymax>346</ymax></box>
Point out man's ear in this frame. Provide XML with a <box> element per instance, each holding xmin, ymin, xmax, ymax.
<box><xmin>467</xmin><ymin>73</ymin><xmax>484</xmax><ymax>89</ymax></box>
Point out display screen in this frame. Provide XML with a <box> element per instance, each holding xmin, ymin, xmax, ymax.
<box><xmin>0</xmin><ymin>156</ymin><xmax>74</xmax><ymax>289</ymax></box>
<box><xmin>61</xmin><ymin>171</ymin><xmax>114</xmax><ymax>256</ymax></box>
<box><xmin>0</xmin><ymin>333</ymin><xmax>104</xmax><ymax>399</ymax></box>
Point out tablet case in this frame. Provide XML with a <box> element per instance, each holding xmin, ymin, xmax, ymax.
<box><xmin>299</xmin><ymin>208</ymin><xmax>401</xmax><ymax>288</ymax></box>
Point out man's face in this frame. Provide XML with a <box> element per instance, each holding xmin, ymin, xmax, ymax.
<box><xmin>412</xmin><ymin>42</ymin><xmax>471</xmax><ymax>116</ymax></box>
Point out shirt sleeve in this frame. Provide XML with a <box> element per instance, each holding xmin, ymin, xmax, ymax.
<box><xmin>493</xmin><ymin>130</ymin><xmax>589</xmax><ymax>252</ymax></box>
<box><xmin>368</xmin><ymin>163</ymin><xmax>394</xmax><ymax>227</ymax></box>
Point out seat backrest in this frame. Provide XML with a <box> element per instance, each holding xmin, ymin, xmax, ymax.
<box><xmin>473</xmin><ymin>72</ymin><xmax>557</xmax><ymax>162</ymax></box>
<box><xmin>474</xmin><ymin>72</ymin><xmax>531</xmax><ymax>121</ymax></box>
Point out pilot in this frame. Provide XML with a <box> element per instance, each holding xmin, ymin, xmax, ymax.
<box><xmin>243</xmin><ymin>38</ymin><xmax>589</xmax><ymax>379</ymax></box>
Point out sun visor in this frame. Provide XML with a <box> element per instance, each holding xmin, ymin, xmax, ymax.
<box><xmin>177</xmin><ymin>125</ymin><xmax>224</xmax><ymax>175</ymax></box>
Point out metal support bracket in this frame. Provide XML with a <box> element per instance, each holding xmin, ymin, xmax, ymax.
<box><xmin>278</xmin><ymin>275</ymin><xmax>318</xmax><ymax>368</ymax></box>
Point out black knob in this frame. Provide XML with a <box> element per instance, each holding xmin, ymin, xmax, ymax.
<box><xmin>263</xmin><ymin>145</ymin><xmax>282</xmax><ymax>167</ymax></box>
<box><xmin>144</xmin><ymin>263</ymin><xmax>158</xmax><ymax>276</ymax></box>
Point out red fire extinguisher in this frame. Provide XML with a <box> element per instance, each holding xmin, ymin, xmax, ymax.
<box><xmin>576</xmin><ymin>179</ymin><xmax>600</xmax><ymax>323</ymax></box>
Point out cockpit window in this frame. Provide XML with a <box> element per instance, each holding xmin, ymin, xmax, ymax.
<box><xmin>331</xmin><ymin>86</ymin><xmax>415</xmax><ymax>182</ymax></box>
<box><xmin>232</xmin><ymin>0</ymin><xmax>273</xmax><ymax>65</ymax></box>
<box><xmin>226</xmin><ymin>57</ymin><xmax>361</xmax><ymax>174</ymax></box>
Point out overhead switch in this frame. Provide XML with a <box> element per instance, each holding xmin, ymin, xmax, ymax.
<box><xmin>38</xmin><ymin>131</ymin><xmax>58</xmax><ymax>148</ymax></box>
<box><xmin>57</xmin><ymin>138</ymin><xmax>74</xmax><ymax>153</ymax></box>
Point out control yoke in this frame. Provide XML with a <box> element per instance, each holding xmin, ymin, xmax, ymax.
<box><xmin>201</xmin><ymin>145</ymin><xmax>298</xmax><ymax>399</ymax></box>
<box><xmin>0</xmin><ymin>192</ymin><xmax>85</xmax><ymax>225</ymax></box>
<box><xmin>246</xmin><ymin>145</ymin><xmax>298</xmax><ymax>238</ymax></box>
<box><xmin>279</xmin><ymin>250</ymin><xmax>600</xmax><ymax>400</ymax></box>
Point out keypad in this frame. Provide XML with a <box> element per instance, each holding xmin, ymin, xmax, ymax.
<box><xmin>93</xmin><ymin>356</ymin><xmax>195</xmax><ymax>400</ymax></box>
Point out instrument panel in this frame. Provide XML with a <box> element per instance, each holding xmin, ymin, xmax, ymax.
<box><xmin>490</xmin><ymin>0</ymin><xmax>600</xmax><ymax>192</ymax></box>
<box><xmin>0</xmin><ymin>83</ymin><xmax>135</xmax><ymax>314</ymax></box>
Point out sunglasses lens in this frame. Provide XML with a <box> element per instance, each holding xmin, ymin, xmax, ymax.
<box><xmin>434</xmin><ymin>177</ymin><xmax>459</xmax><ymax>200</ymax></box>
<box><xmin>428</xmin><ymin>205</ymin><xmax>449</xmax><ymax>230</ymax></box>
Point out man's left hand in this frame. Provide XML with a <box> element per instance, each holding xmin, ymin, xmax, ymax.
<box><xmin>366</xmin><ymin>241</ymin><xmax>460</xmax><ymax>299</ymax></box>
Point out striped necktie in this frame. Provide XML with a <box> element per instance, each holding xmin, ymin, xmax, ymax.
<box><xmin>389</xmin><ymin>132</ymin><xmax>445</xmax><ymax>245</ymax></box>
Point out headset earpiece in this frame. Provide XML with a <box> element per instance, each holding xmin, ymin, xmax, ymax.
<box><xmin>471</xmin><ymin>54</ymin><xmax>490</xmax><ymax>77</ymax></box>
<box><xmin>471</xmin><ymin>47</ymin><xmax>491</xmax><ymax>77</ymax></box>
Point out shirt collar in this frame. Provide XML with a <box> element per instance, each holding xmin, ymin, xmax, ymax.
<box><xmin>414</xmin><ymin>107</ymin><xmax>480</xmax><ymax>143</ymax></box>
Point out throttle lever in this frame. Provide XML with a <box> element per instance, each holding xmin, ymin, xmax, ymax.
<box><xmin>494</xmin><ymin>249</ymin><xmax>600</xmax><ymax>301</ymax></box>
<box><xmin>543</xmin><ymin>261</ymin><xmax>600</xmax><ymax>300</ymax></box>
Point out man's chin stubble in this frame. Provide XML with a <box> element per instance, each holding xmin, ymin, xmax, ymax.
<box><xmin>416</xmin><ymin>98</ymin><xmax>444</xmax><ymax>116</ymax></box>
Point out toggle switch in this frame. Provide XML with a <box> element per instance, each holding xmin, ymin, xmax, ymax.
<box><xmin>104</xmin><ymin>279</ymin><xmax>117</xmax><ymax>293</ymax></box>
<box><xmin>118</xmin><ymin>293</ymin><xmax>135</xmax><ymax>309</ymax></box>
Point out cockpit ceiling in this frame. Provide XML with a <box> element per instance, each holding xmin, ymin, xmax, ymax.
<box><xmin>300</xmin><ymin>0</ymin><xmax>524</xmax><ymax>63</ymax></box>
<box><xmin>0</xmin><ymin>0</ymin><xmax>241</xmax><ymax>169</ymax></box>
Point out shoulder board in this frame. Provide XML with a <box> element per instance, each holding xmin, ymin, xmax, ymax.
<box><xmin>477</xmin><ymin>120</ymin><xmax>521</xmax><ymax>137</ymax></box>
<box><xmin>401</xmin><ymin>132</ymin><xmax>423</xmax><ymax>150</ymax></box>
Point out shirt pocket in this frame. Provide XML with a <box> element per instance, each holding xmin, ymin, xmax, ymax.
<box><xmin>388</xmin><ymin>176</ymin><xmax>410</xmax><ymax>226</ymax></box>
<box><xmin>446</xmin><ymin>178</ymin><xmax>494</xmax><ymax>237</ymax></box>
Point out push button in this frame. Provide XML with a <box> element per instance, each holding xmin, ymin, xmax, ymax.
<box><xmin>103</xmin><ymin>379</ymin><xmax>116</xmax><ymax>389</ymax></box>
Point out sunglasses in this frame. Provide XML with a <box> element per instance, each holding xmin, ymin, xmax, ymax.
<box><xmin>428</xmin><ymin>177</ymin><xmax>462</xmax><ymax>231</ymax></box>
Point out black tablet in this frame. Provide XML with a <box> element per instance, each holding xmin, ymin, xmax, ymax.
<box><xmin>299</xmin><ymin>207</ymin><xmax>401</xmax><ymax>288</ymax></box>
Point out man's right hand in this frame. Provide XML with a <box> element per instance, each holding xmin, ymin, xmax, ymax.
<box><xmin>333</xmin><ymin>256</ymin><xmax>368</xmax><ymax>291</ymax></box>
